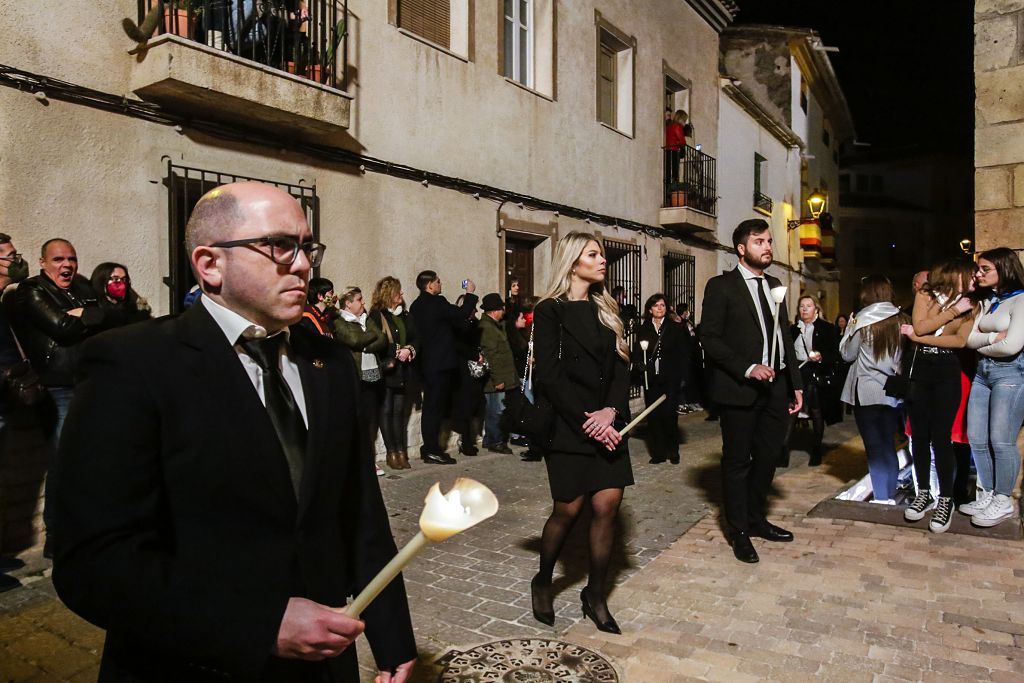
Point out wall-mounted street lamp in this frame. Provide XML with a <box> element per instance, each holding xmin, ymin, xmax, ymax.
<box><xmin>788</xmin><ymin>189</ymin><xmax>829</xmax><ymax>230</ymax></box>
<box><xmin>959</xmin><ymin>238</ymin><xmax>973</xmax><ymax>255</ymax></box>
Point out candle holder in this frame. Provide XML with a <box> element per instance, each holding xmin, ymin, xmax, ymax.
<box><xmin>345</xmin><ymin>478</ymin><xmax>498</xmax><ymax>618</ymax></box>
<box><xmin>639</xmin><ymin>340</ymin><xmax>650</xmax><ymax>390</ymax></box>
<box><xmin>769</xmin><ymin>286</ymin><xmax>788</xmax><ymax>378</ymax></box>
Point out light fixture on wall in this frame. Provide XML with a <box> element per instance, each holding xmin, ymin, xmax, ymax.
<box><xmin>959</xmin><ymin>238</ymin><xmax>973</xmax><ymax>255</ymax></box>
<box><xmin>807</xmin><ymin>188</ymin><xmax>827</xmax><ymax>219</ymax></box>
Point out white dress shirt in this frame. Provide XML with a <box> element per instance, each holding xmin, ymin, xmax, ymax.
<box><xmin>201</xmin><ymin>295</ymin><xmax>309</xmax><ymax>426</ymax></box>
<box><xmin>737</xmin><ymin>262</ymin><xmax>786</xmax><ymax>377</ymax></box>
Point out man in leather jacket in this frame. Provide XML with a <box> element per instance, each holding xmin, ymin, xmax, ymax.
<box><xmin>7</xmin><ymin>238</ymin><xmax>114</xmax><ymax>553</ymax></box>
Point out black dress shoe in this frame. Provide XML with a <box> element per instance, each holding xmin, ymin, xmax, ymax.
<box><xmin>510</xmin><ymin>436</ymin><xmax>529</xmax><ymax>447</ymax></box>
<box><xmin>648</xmin><ymin>457</ymin><xmax>665</xmax><ymax>464</ymax></box>
<box><xmin>459</xmin><ymin>444</ymin><xmax>478</xmax><ymax>456</ymax></box>
<box><xmin>749</xmin><ymin>522</ymin><xmax>794</xmax><ymax>542</ymax></box>
<box><xmin>421</xmin><ymin>452</ymin><xmax>456</xmax><ymax>465</ymax></box>
<box><xmin>520</xmin><ymin>451</ymin><xmax>543</xmax><ymax>462</ymax></box>
<box><xmin>530</xmin><ymin>574</ymin><xmax>555</xmax><ymax>626</ymax></box>
<box><xmin>729</xmin><ymin>532</ymin><xmax>759</xmax><ymax>563</ymax></box>
<box><xmin>581</xmin><ymin>587</ymin><xmax>621</xmax><ymax>634</ymax></box>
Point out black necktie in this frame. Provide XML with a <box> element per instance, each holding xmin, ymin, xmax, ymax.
<box><xmin>754</xmin><ymin>277</ymin><xmax>777</xmax><ymax>369</ymax></box>
<box><xmin>239</xmin><ymin>335</ymin><xmax>306</xmax><ymax>498</ymax></box>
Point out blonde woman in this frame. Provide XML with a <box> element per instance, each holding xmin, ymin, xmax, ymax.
<box><xmin>530</xmin><ymin>232</ymin><xmax>632</xmax><ymax>635</ymax></box>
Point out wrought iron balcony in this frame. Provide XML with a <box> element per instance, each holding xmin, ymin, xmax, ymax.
<box><xmin>754</xmin><ymin>191</ymin><xmax>773</xmax><ymax>215</ymax></box>
<box><xmin>138</xmin><ymin>0</ymin><xmax>348</xmax><ymax>90</ymax></box>
<box><xmin>663</xmin><ymin>146</ymin><xmax>718</xmax><ymax>216</ymax></box>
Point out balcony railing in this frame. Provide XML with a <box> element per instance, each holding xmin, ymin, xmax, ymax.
<box><xmin>140</xmin><ymin>0</ymin><xmax>348</xmax><ymax>90</ymax></box>
<box><xmin>663</xmin><ymin>145</ymin><xmax>717</xmax><ymax>216</ymax></box>
<box><xmin>754</xmin><ymin>191</ymin><xmax>773</xmax><ymax>214</ymax></box>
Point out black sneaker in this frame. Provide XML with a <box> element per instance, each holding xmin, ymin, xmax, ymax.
<box><xmin>904</xmin><ymin>491</ymin><xmax>936</xmax><ymax>522</ymax></box>
<box><xmin>929</xmin><ymin>496</ymin><xmax>954</xmax><ymax>533</ymax></box>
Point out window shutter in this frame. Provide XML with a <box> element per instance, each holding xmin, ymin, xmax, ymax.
<box><xmin>598</xmin><ymin>43</ymin><xmax>616</xmax><ymax>126</ymax></box>
<box><xmin>398</xmin><ymin>0</ymin><xmax>451</xmax><ymax>48</ymax></box>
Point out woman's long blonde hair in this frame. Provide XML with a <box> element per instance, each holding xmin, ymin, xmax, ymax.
<box><xmin>539</xmin><ymin>232</ymin><xmax>629</xmax><ymax>361</ymax></box>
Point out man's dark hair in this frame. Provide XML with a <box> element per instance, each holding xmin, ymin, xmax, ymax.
<box><xmin>416</xmin><ymin>270</ymin><xmax>438</xmax><ymax>292</ymax></box>
<box><xmin>307</xmin><ymin>277</ymin><xmax>334</xmax><ymax>305</ymax></box>
<box><xmin>0</xmin><ymin>233</ymin><xmax>12</xmax><ymax>246</ymax></box>
<box><xmin>41</xmin><ymin>237</ymin><xmax>73</xmax><ymax>257</ymax></box>
<box><xmin>732</xmin><ymin>219</ymin><xmax>770</xmax><ymax>250</ymax></box>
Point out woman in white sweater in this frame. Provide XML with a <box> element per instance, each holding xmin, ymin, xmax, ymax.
<box><xmin>964</xmin><ymin>248</ymin><xmax>1024</xmax><ymax>527</ymax></box>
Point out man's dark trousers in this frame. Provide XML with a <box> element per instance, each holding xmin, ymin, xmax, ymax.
<box><xmin>718</xmin><ymin>378</ymin><xmax>789</xmax><ymax>534</ymax></box>
<box><xmin>421</xmin><ymin>368</ymin><xmax>456</xmax><ymax>455</ymax></box>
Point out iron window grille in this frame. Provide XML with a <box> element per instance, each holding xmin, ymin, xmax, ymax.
<box><xmin>754</xmin><ymin>191</ymin><xmax>773</xmax><ymax>214</ymax></box>
<box><xmin>603</xmin><ymin>238</ymin><xmax>642</xmax><ymax>398</ymax></box>
<box><xmin>140</xmin><ymin>0</ymin><xmax>349</xmax><ymax>90</ymax></box>
<box><xmin>165</xmin><ymin>161</ymin><xmax>320</xmax><ymax>314</ymax></box>
<box><xmin>663</xmin><ymin>145</ymin><xmax>717</xmax><ymax>216</ymax></box>
<box><xmin>663</xmin><ymin>251</ymin><xmax>695</xmax><ymax>319</ymax></box>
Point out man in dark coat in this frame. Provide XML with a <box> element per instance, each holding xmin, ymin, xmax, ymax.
<box><xmin>479</xmin><ymin>293</ymin><xmax>519</xmax><ymax>454</ymax></box>
<box><xmin>408</xmin><ymin>270</ymin><xmax>478</xmax><ymax>464</ymax></box>
<box><xmin>8</xmin><ymin>237</ymin><xmax>115</xmax><ymax>555</ymax></box>
<box><xmin>699</xmin><ymin>219</ymin><xmax>803</xmax><ymax>565</ymax></box>
<box><xmin>51</xmin><ymin>183</ymin><xmax>416</xmax><ymax>682</ymax></box>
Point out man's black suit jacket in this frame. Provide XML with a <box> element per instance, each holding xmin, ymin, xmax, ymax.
<box><xmin>51</xmin><ymin>303</ymin><xmax>416</xmax><ymax>682</ymax></box>
<box><xmin>698</xmin><ymin>268</ymin><xmax>802</xmax><ymax>407</ymax></box>
<box><xmin>408</xmin><ymin>291</ymin><xmax>478</xmax><ymax>373</ymax></box>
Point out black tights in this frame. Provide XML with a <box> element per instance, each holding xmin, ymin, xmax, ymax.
<box><xmin>536</xmin><ymin>487</ymin><xmax>623</xmax><ymax>621</ymax></box>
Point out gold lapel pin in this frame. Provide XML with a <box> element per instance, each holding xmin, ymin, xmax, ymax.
<box><xmin>312</xmin><ymin>359</ymin><xmax>325</xmax><ymax>369</ymax></box>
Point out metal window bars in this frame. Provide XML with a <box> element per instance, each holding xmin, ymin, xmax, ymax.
<box><xmin>663</xmin><ymin>145</ymin><xmax>718</xmax><ymax>216</ymax></box>
<box><xmin>662</xmin><ymin>251</ymin><xmax>695</xmax><ymax>319</ymax></box>
<box><xmin>603</xmin><ymin>239</ymin><xmax>643</xmax><ymax>398</ymax></box>
<box><xmin>754</xmin><ymin>191</ymin><xmax>773</xmax><ymax>214</ymax></box>
<box><xmin>140</xmin><ymin>0</ymin><xmax>349</xmax><ymax>90</ymax></box>
<box><xmin>165</xmin><ymin>161</ymin><xmax>320</xmax><ymax>313</ymax></box>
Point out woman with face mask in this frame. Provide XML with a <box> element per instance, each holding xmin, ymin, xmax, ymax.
<box><xmin>89</xmin><ymin>262</ymin><xmax>152</xmax><ymax>327</ymax></box>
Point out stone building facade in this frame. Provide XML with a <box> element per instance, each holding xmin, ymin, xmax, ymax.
<box><xmin>976</xmin><ymin>0</ymin><xmax>1024</xmax><ymax>250</ymax></box>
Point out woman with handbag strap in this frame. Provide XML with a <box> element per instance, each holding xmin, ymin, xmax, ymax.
<box><xmin>789</xmin><ymin>295</ymin><xmax>841</xmax><ymax>466</ymax></box>
<box><xmin>333</xmin><ymin>286</ymin><xmax>388</xmax><ymax>476</ymax></box>
<box><xmin>839</xmin><ymin>275</ymin><xmax>910</xmax><ymax>505</ymax></box>
<box><xmin>369</xmin><ymin>277</ymin><xmax>418</xmax><ymax>471</ymax></box>
<box><xmin>898</xmin><ymin>259</ymin><xmax>978</xmax><ymax>532</ymax></box>
<box><xmin>529</xmin><ymin>232</ymin><xmax>632</xmax><ymax>635</ymax></box>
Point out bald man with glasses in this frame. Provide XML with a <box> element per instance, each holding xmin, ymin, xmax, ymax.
<box><xmin>52</xmin><ymin>183</ymin><xmax>417</xmax><ymax>682</ymax></box>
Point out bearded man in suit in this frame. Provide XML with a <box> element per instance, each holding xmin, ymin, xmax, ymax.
<box><xmin>51</xmin><ymin>182</ymin><xmax>417</xmax><ymax>682</ymax></box>
<box><xmin>699</xmin><ymin>218</ymin><xmax>803</xmax><ymax>565</ymax></box>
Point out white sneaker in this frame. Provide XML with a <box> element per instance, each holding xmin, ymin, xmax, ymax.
<box><xmin>971</xmin><ymin>494</ymin><xmax>1016</xmax><ymax>528</ymax></box>
<box><xmin>958</xmin><ymin>489</ymin><xmax>993</xmax><ymax>516</ymax></box>
<box><xmin>870</xmin><ymin>498</ymin><xmax>896</xmax><ymax>505</ymax></box>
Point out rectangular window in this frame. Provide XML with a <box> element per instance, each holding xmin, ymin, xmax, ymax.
<box><xmin>603</xmin><ymin>238</ymin><xmax>642</xmax><ymax>397</ymax></box>
<box><xmin>822</xmin><ymin>126</ymin><xmax>831</xmax><ymax>147</ymax></box>
<box><xmin>799</xmin><ymin>77</ymin><xmax>808</xmax><ymax>114</ymax></box>
<box><xmin>663</xmin><ymin>252</ymin><xmax>695</xmax><ymax>322</ymax></box>
<box><xmin>595</xmin><ymin>18</ymin><xmax>635</xmax><ymax>136</ymax></box>
<box><xmin>597</xmin><ymin>41</ymin><xmax>617</xmax><ymax>126</ymax></box>
<box><xmin>398</xmin><ymin>0</ymin><xmax>451</xmax><ymax>49</ymax></box>
<box><xmin>503</xmin><ymin>0</ymin><xmax>533</xmax><ymax>87</ymax></box>
<box><xmin>753</xmin><ymin>153</ymin><xmax>772</xmax><ymax>215</ymax></box>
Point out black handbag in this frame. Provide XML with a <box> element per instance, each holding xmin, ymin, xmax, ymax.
<box><xmin>501</xmin><ymin>308</ymin><xmax>557</xmax><ymax>443</ymax></box>
<box><xmin>5</xmin><ymin>358</ymin><xmax>45</xmax><ymax>406</ymax></box>
<box><xmin>883</xmin><ymin>346</ymin><xmax>917</xmax><ymax>399</ymax></box>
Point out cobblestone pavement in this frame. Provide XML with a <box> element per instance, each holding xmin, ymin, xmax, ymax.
<box><xmin>7</xmin><ymin>414</ymin><xmax>1024</xmax><ymax>682</ymax></box>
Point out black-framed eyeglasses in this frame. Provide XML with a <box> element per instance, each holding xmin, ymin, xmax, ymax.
<box><xmin>210</xmin><ymin>236</ymin><xmax>326</xmax><ymax>267</ymax></box>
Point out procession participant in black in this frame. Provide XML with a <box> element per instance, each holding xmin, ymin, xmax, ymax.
<box><xmin>631</xmin><ymin>293</ymin><xmax>690</xmax><ymax>464</ymax></box>
<box><xmin>698</xmin><ymin>219</ymin><xmax>803</xmax><ymax>564</ymax></box>
<box><xmin>51</xmin><ymin>182</ymin><xmax>416</xmax><ymax>682</ymax></box>
<box><xmin>530</xmin><ymin>232</ymin><xmax>632</xmax><ymax>634</ymax></box>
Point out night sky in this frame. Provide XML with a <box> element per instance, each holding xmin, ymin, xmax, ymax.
<box><xmin>732</xmin><ymin>1</ymin><xmax>974</xmax><ymax>155</ymax></box>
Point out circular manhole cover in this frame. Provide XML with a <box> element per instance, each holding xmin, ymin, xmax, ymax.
<box><xmin>438</xmin><ymin>638</ymin><xmax>618</xmax><ymax>682</ymax></box>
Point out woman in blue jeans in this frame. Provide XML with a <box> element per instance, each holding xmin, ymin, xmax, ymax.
<box><xmin>839</xmin><ymin>275</ymin><xmax>910</xmax><ymax>503</ymax></box>
<box><xmin>964</xmin><ymin>247</ymin><xmax>1024</xmax><ymax>527</ymax></box>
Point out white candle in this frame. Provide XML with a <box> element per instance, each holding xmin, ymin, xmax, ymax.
<box><xmin>619</xmin><ymin>394</ymin><xmax>667</xmax><ymax>436</ymax></box>
<box><xmin>768</xmin><ymin>286</ymin><xmax>788</xmax><ymax>379</ymax></box>
<box><xmin>345</xmin><ymin>478</ymin><xmax>498</xmax><ymax>618</ymax></box>
<box><xmin>639</xmin><ymin>340</ymin><xmax>650</xmax><ymax>390</ymax></box>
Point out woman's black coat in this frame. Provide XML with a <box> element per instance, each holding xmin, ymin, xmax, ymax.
<box><xmin>630</xmin><ymin>318</ymin><xmax>691</xmax><ymax>390</ymax></box>
<box><xmin>533</xmin><ymin>298</ymin><xmax>630</xmax><ymax>455</ymax></box>
<box><xmin>790</xmin><ymin>318</ymin><xmax>843</xmax><ymax>425</ymax></box>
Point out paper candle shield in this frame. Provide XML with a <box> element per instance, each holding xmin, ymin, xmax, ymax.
<box><xmin>420</xmin><ymin>478</ymin><xmax>499</xmax><ymax>542</ymax></box>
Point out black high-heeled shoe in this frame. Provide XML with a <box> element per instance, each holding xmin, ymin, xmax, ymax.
<box><xmin>530</xmin><ymin>575</ymin><xmax>555</xmax><ymax>626</ymax></box>
<box><xmin>581</xmin><ymin>586</ymin><xmax>621</xmax><ymax>634</ymax></box>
